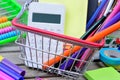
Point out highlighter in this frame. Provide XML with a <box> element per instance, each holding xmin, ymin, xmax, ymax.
<box><xmin>0</xmin><ymin>71</ymin><xmax>14</xmax><ymax>80</ymax></box>
<box><xmin>0</xmin><ymin>56</ymin><xmax>25</xmax><ymax>76</ymax></box>
<box><xmin>0</xmin><ymin>63</ymin><xmax>24</xmax><ymax>80</ymax></box>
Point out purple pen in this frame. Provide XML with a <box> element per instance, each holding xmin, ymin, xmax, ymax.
<box><xmin>0</xmin><ymin>63</ymin><xmax>24</xmax><ymax>80</ymax></box>
<box><xmin>100</xmin><ymin>11</ymin><xmax>120</xmax><ymax>31</ymax></box>
<box><xmin>1</xmin><ymin>58</ymin><xmax>25</xmax><ymax>76</ymax></box>
<box><xmin>59</xmin><ymin>48</ymin><xmax>87</xmax><ymax>70</ymax></box>
<box><xmin>86</xmin><ymin>0</ymin><xmax>107</xmax><ymax>30</ymax></box>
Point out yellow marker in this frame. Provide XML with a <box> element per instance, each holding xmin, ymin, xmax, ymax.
<box><xmin>0</xmin><ymin>56</ymin><xmax>4</xmax><ymax>61</ymax></box>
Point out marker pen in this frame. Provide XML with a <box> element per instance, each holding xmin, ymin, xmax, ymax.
<box><xmin>0</xmin><ymin>63</ymin><xmax>24</xmax><ymax>80</ymax></box>
<box><xmin>0</xmin><ymin>71</ymin><xmax>14</xmax><ymax>80</ymax></box>
<box><xmin>0</xmin><ymin>56</ymin><xmax>25</xmax><ymax>76</ymax></box>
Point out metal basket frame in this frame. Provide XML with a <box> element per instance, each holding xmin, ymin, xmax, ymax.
<box><xmin>12</xmin><ymin>0</ymin><xmax>104</xmax><ymax>79</ymax></box>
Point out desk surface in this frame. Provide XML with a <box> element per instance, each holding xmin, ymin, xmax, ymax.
<box><xmin>0</xmin><ymin>43</ymin><xmax>105</xmax><ymax>80</ymax></box>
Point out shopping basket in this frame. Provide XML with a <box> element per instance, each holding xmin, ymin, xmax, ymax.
<box><xmin>12</xmin><ymin>0</ymin><xmax>105</xmax><ymax>79</ymax></box>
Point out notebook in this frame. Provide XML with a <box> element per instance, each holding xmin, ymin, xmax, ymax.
<box><xmin>84</xmin><ymin>67</ymin><xmax>120</xmax><ymax>80</ymax></box>
<box><xmin>39</xmin><ymin>0</ymin><xmax>88</xmax><ymax>38</ymax></box>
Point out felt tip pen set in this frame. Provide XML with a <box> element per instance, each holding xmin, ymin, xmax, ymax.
<box><xmin>12</xmin><ymin>0</ymin><xmax>120</xmax><ymax>79</ymax></box>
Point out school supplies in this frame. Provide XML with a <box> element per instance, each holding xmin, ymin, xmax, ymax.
<box><xmin>100</xmin><ymin>48</ymin><xmax>120</xmax><ymax>70</ymax></box>
<box><xmin>75</xmin><ymin>11</ymin><xmax>120</xmax><ymax>69</ymax></box>
<box><xmin>0</xmin><ymin>56</ymin><xmax>25</xmax><ymax>76</ymax></box>
<box><xmin>40</xmin><ymin>0</ymin><xmax>88</xmax><ymax>38</ymax></box>
<box><xmin>59</xmin><ymin>18</ymin><xmax>105</xmax><ymax>70</ymax></box>
<box><xmin>0</xmin><ymin>56</ymin><xmax>25</xmax><ymax>80</ymax></box>
<box><xmin>86</xmin><ymin>0</ymin><xmax>107</xmax><ymax>30</ymax></box>
<box><xmin>11</xmin><ymin>0</ymin><xmax>120</xmax><ymax>79</ymax></box>
<box><xmin>100</xmin><ymin>11</ymin><xmax>120</xmax><ymax>31</ymax></box>
<box><xmin>0</xmin><ymin>71</ymin><xmax>14</xmax><ymax>80</ymax></box>
<box><xmin>84</xmin><ymin>67</ymin><xmax>120</xmax><ymax>80</ymax></box>
<box><xmin>75</xmin><ymin>48</ymin><xmax>94</xmax><ymax>70</ymax></box>
<box><xmin>12</xmin><ymin>0</ymin><xmax>104</xmax><ymax>78</ymax></box>
<box><xmin>48</xmin><ymin>0</ymin><xmax>115</xmax><ymax>70</ymax></box>
<box><xmin>0</xmin><ymin>0</ymin><xmax>21</xmax><ymax>21</ymax></box>
<box><xmin>81</xmin><ymin>16</ymin><xmax>106</xmax><ymax>39</ymax></box>
<box><xmin>0</xmin><ymin>63</ymin><xmax>24</xmax><ymax>80</ymax></box>
<box><xmin>43</xmin><ymin>21</ymin><xmax>120</xmax><ymax>69</ymax></box>
<box><xmin>101</xmin><ymin>0</ymin><xmax>120</xmax><ymax>30</ymax></box>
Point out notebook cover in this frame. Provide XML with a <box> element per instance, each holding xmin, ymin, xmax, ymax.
<box><xmin>39</xmin><ymin>0</ymin><xmax>88</xmax><ymax>38</ymax></box>
<box><xmin>84</xmin><ymin>67</ymin><xmax>120</xmax><ymax>80</ymax></box>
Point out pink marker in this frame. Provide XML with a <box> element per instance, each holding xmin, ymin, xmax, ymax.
<box><xmin>0</xmin><ymin>71</ymin><xmax>14</xmax><ymax>80</ymax></box>
<box><xmin>101</xmin><ymin>0</ymin><xmax>120</xmax><ymax>29</ymax></box>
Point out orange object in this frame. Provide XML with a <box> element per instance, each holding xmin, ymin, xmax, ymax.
<box><xmin>43</xmin><ymin>21</ymin><xmax>120</xmax><ymax>69</ymax></box>
<box><xmin>0</xmin><ymin>16</ymin><xmax>8</xmax><ymax>23</ymax></box>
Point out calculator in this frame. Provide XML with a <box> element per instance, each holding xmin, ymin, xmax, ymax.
<box><xmin>25</xmin><ymin>2</ymin><xmax>65</xmax><ymax>68</ymax></box>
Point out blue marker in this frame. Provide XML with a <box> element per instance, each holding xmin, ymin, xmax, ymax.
<box><xmin>86</xmin><ymin>0</ymin><xmax>107</xmax><ymax>30</ymax></box>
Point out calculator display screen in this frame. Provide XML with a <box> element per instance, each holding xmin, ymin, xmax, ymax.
<box><xmin>32</xmin><ymin>13</ymin><xmax>61</xmax><ymax>24</ymax></box>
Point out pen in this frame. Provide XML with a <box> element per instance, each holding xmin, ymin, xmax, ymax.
<box><xmin>101</xmin><ymin>0</ymin><xmax>120</xmax><ymax>29</ymax></box>
<box><xmin>100</xmin><ymin>11</ymin><xmax>120</xmax><ymax>31</ymax></box>
<box><xmin>75</xmin><ymin>48</ymin><xmax>94</xmax><ymax>70</ymax></box>
<box><xmin>0</xmin><ymin>63</ymin><xmax>24</xmax><ymax>80</ymax></box>
<box><xmin>43</xmin><ymin>21</ymin><xmax>120</xmax><ymax>69</ymax></box>
<box><xmin>81</xmin><ymin>16</ymin><xmax>106</xmax><ymax>39</ymax></box>
<box><xmin>86</xmin><ymin>0</ymin><xmax>107</xmax><ymax>30</ymax></box>
<box><xmin>0</xmin><ymin>56</ymin><xmax>25</xmax><ymax>76</ymax></box>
